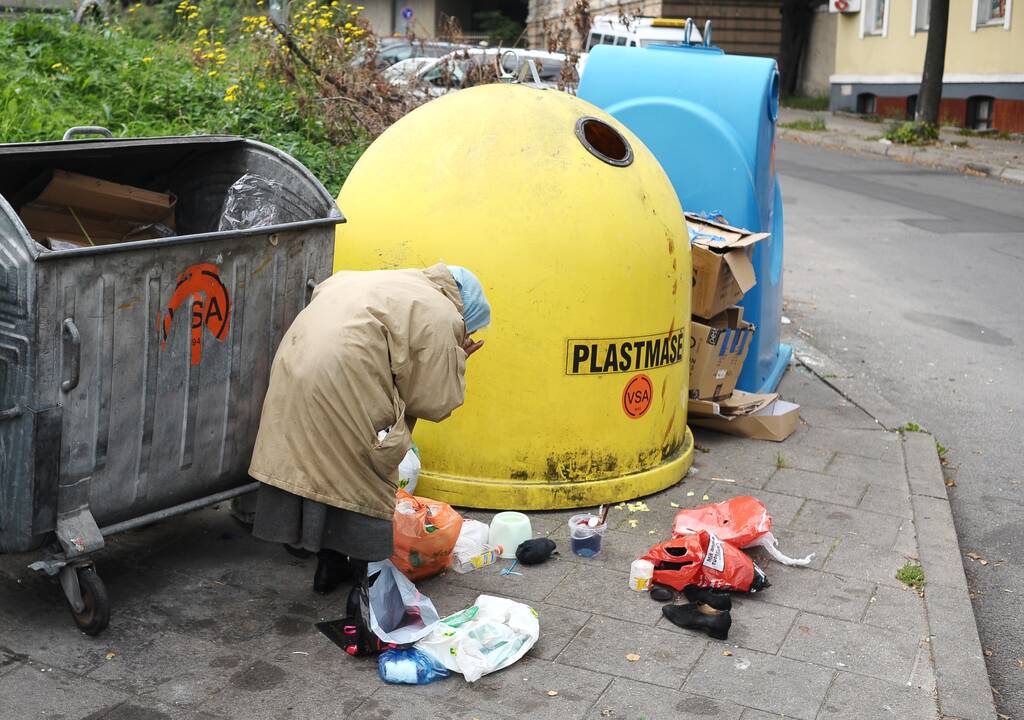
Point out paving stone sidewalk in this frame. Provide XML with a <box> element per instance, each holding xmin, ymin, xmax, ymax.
<box><xmin>0</xmin><ymin>365</ymin><xmax>991</xmax><ymax>720</ymax></box>
<box><xmin>778</xmin><ymin>107</ymin><xmax>1024</xmax><ymax>184</ymax></box>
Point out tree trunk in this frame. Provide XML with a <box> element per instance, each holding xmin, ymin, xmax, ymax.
<box><xmin>916</xmin><ymin>0</ymin><xmax>950</xmax><ymax>124</ymax></box>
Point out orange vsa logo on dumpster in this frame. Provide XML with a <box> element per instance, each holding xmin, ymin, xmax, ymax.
<box><xmin>565</xmin><ymin>330</ymin><xmax>686</xmax><ymax>376</ymax></box>
<box><xmin>622</xmin><ymin>374</ymin><xmax>653</xmax><ymax>419</ymax></box>
<box><xmin>157</xmin><ymin>262</ymin><xmax>231</xmax><ymax>365</ymax></box>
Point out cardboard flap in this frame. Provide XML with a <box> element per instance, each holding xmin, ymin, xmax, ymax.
<box><xmin>723</xmin><ymin>249</ymin><xmax>757</xmax><ymax>294</ymax></box>
<box><xmin>686</xmin><ymin>213</ymin><xmax>770</xmax><ymax>250</ymax></box>
<box><xmin>718</xmin><ymin>390</ymin><xmax>777</xmax><ymax>416</ymax></box>
<box><xmin>688</xmin><ymin>398</ymin><xmax>721</xmax><ymax>418</ymax></box>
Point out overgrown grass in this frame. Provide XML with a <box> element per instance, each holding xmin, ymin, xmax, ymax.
<box><xmin>885</xmin><ymin>121</ymin><xmax>939</xmax><ymax>145</ymax></box>
<box><xmin>779</xmin><ymin>118</ymin><xmax>827</xmax><ymax>132</ymax></box>
<box><xmin>0</xmin><ymin>14</ymin><xmax>365</xmax><ymax>193</ymax></box>
<box><xmin>781</xmin><ymin>95</ymin><xmax>829</xmax><ymax>112</ymax></box>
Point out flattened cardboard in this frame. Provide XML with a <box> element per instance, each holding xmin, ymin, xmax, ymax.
<box><xmin>689</xmin><ymin>390</ymin><xmax>800</xmax><ymax>442</ymax></box>
<box><xmin>687</xmin><ymin>213</ymin><xmax>769</xmax><ymax>320</ymax></box>
<box><xmin>35</xmin><ymin>170</ymin><xmax>176</xmax><ymax>228</ymax></box>
<box><xmin>689</xmin><ymin>307</ymin><xmax>755</xmax><ymax>402</ymax></box>
<box><xmin>20</xmin><ymin>203</ymin><xmax>172</xmax><ymax>248</ymax></box>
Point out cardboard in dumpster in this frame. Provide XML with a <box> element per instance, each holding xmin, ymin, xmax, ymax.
<box><xmin>687</xmin><ymin>213</ymin><xmax>769</xmax><ymax>320</ymax></box>
<box><xmin>689</xmin><ymin>307</ymin><xmax>755</xmax><ymax>401</ymax></box>
<box><xmin>688</xmin><ymin>389</ymin><xmax>800</xmax><ymax>442</ymax></box>
<box><xmin>19</xmin><ymin>203</ymin><xmax>172</xmax><ymax>249</ymax></box>
<box><xmin>34</xmin><ymin>170</ymin><xmax>176</xmax><ymax>227</ymax></box>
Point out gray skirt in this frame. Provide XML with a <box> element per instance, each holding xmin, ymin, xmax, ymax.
<box><xmin>252</xmin><ymin>483</ymin><xmax>394</xmax><ymax>561</ymax></box>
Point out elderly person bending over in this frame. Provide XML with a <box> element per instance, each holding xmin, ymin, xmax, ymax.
<box><xmin>249</xmin><ymin>263</ymin><xmax>490</xmax><ymax>593</ymax></box>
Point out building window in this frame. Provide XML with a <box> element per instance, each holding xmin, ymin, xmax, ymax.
<box><xmin>906</xmin><ymin>95</ymin><xmax>918</xmax><ymax>119</ymax></box>
<box><xmin>972</xmin><ymin>0</ymin><xmax>1012</xmax><ymax>28</ymax></box>
<box><xmin>967</xmin><ymin>96</ymin><xmax>995</xmax><ymax>130</ymax></box>
<box><xmin>863</xmin><ymin>0</ymin><xmax>889</xmax><ymax>35</ymax></box>
<box><xmin>857</xmin><ymin>93</ymin><xmax>877</xmax><ymax>114</ymax></box>
<box><xmin>913</xmin><ymin>0</ymin><xmax>930</xmax><ymax>31</ymax></box>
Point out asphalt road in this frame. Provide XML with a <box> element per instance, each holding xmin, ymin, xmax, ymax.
<box><xmin>777</xmin><ymin>140</ymin><xmax>1024</xmax><ymax>718</ymax></box>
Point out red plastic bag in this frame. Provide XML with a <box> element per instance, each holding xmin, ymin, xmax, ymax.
<box><xmin>643</xmin><ymin>531</ymin><xmax>768</xmax><ymax>592</ymax></box>
<box><xmin>672</xmin><ymin>496</ymin><xmax>814</xmax><ymax>566</ymax></box>
<box><xmin>391</xmin><ymin>491</ymin><xmax>463</xmax><ymax>581</ymax></box>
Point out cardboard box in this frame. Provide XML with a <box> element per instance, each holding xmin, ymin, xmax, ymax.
<box><xmin>687</xmin><ymin>213</ymin><xmax>769</xmax><ymax>320</ymax></box>
<box><xmin>34</xmin><ymin>170</ymin><xmax>176</xmax><ymax>228</ymax></box>
<box><xmin>689</xmin><ymin>390</ymin><xmax>800</xmax><ymax>442</ymax></box>
<box><xmin>19</xmin><ymin>203</ymin><xmax>169</xmax><ymax>248</ymax></box>
<box><xmin>689</xmin><ymin>307</ymin><xmax>755</xmax><ymax>401</ymax></box>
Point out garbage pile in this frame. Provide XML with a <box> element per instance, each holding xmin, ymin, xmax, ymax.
<box><xmin>685</xmin><ymin>212</ymin><xmax>800</xmax><ymax>441</ymax></box>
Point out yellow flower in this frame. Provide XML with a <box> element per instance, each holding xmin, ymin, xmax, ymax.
<box><xmin>197</xmin><ymin>27</ymin><xmax>208</xmax><ymax>36</ymax></box>
<box><xmin>51</xmin><ymin>62</ymin><xmax>62</xmax><ymax>69</ymax></box>
<box><xmin>208</xmin><ymin>69</ymin><xmax>218</xmax><ymax>77</ymax></box>
<box><xmin>256</xmin><ymin>81</ymin><xmax>266</xmax><ymax>89</ymax></box>
<box><xmin>142</xmin><ymin>56</ymin><xmax>153</xmax><ymax>63</ymax></box>
<box><xmin>128</xmin><ymin>6</ymin><xmax>136</xmax><ymax>12</ymax></box>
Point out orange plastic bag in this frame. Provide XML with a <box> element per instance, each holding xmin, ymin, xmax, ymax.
<box><xmin>672</xmin><ymin>496</ymin><xmax>814</xmax><ymax>567</ymax></box>
<box><xmin>643</xmin><ymin>531</ymin><xmax>768</xmax><ymax>592</ymax></box>
<box><xmin>391</xmin><ymin>490</ymin><xmax>463</xmax><ymax>581</ymax></box>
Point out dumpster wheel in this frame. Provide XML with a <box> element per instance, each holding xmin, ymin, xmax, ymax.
<box><xmin>68</xmin><ymin>567</ymin><xmax>110</xmax><ymax>636</ymax></box>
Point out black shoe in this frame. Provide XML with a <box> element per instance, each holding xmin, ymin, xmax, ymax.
<box><xmin>682</xmin><ymin>584</ymin><xmax>733</xmax><ymax>611</ymax></box>
<box><xmin>662</xmin><ymin>603</ymin><xmax>732</xmax><ymax>640</ymax></box>
<box><xmin>313</xmin><ymin>550</ymin><xmax>353</xmax><ymax>594</ymax></box>
<box><xmin>650</xmin><ymin>583</ymin><xmax>676</xmax><ymax>603</ymax></box>
<box><xmin>283</xmin><ymin>543</ymin><xmax>314</xmax><ymax>559</ymax></box>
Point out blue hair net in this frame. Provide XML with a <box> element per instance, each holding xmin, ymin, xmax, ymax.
<box><xmin>447</xmin><ymin>266</ymin><xmax>491</xmax><ymax>334</ymax></box>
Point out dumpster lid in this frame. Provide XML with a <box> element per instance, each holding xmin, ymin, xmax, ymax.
<box><xmin>0</xmin><ymin>134</ymin><xmax>243</xmax><ymax>156</ymax></box>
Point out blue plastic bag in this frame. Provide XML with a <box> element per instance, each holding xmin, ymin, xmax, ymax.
<box><xmin>378</xmin><ymin>646</ymin><xmax>450</xmax><ymax>685</ymax></box>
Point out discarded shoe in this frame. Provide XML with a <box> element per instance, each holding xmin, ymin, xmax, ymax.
<box><xmin>683</xmin><ymin>584</ymin><xmax>733</xmax><ymax>612</ymax></box>
<box><xmin>661</xmin><ymin>603</ymin><xmax>732</xmax><ymax>640</ymax></box>
<box><xmin>314</xmin><ymin>549</ymin><xmax>353</xmax><ymax>594</ymax></box>
<box><xmin>650</xmin><ymin>583</ymin><xmax>676</xmax><ymax>603</ymax></box>
<box><xmin>515</xmin><ymin>538</ymin><xmax>558</xmax><ymax>565</ymax></box>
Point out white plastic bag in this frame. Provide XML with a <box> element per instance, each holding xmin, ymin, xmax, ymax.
<box><xmin>398</xmin><ymin>446</ymin><xmax>421</xmax><ymax>494</ymax></box>
<box><xmin>367</xmin><ymin>559</ymin><xmax>440</xmax><ymax>645</ymax></box>
<box><xmin>415</xmin><ymin>595</ymin><xmax>539</xmax><ymax>682</ymax></box>
<box><xmin>453</xmin><ymin>519</ymin><xmax>489</xmax><ymax>557</ymax></box>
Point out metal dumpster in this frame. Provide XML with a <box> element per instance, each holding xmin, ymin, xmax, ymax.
<box><xmin>0</xmin><ymin>129</ymin><xmax>343</xmax><ymax>634</ymax></box>
<box><xmin>578</xmin><ymin>32</ymin><xmax>793</xmax><ymax>394</ymax></box>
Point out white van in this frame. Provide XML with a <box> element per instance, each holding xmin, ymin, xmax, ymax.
<box><xmin>584</xmin><ymin>15</ymin><xmax>704</xmax><ymax>50</ymax></box>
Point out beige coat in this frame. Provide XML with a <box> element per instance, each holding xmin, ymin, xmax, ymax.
<box><xmin>249</xmin><ymin>264</ymin><xmax>467</xmax><ymax>520</ymax></box>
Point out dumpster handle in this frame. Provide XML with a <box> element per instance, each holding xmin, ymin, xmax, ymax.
<box><xmin>61</xmin><ymin>318</ymin><xmax>81</xmax><ymax>393</ymax></box>
<box><xmin>703</xmin><ymin>20</ymin><xmax>713</xmax><ymax>48</ymax></box>
<box><xmin>62</xmin><ymin>126</ymin><xmax>114</xmax><ymax>141</ymax></box>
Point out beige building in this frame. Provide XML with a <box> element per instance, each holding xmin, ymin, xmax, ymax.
<box><xmin>359</xmin><ymin>0</ymin><xmax>525</xmax><ymax>40</ymax></box>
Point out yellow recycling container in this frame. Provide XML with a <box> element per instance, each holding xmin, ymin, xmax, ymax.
<box><xmin>335</xmin><ymin>84</ymin><xmax>693</xmax><ymax>510</ymax></box>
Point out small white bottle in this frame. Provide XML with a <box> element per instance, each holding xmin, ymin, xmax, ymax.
<box><xmin>451</xmin><ymin>545</ymin><xmax>504</xmax><ymax>574</ymax></box>
<box><xmin>629</xmin><ymin>559</ymin><xmax>654</xmax><ymax>592</ymax></box>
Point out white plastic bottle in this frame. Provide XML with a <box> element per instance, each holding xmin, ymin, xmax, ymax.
<box><xmin>451</xmin><ymin>545</ymin><xmax>504</xmax><ymax>574</ymax></box>
<box><xmin>629</xmin><ymin>558</ymin><xmax>654</xmax><ymax>592</ymax></box>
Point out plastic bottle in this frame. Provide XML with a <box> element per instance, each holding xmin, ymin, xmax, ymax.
<box><xmin>451</xmin><ymin>544</ymin><xmax>504</xmax><ymax>574</ymax></box>
<box><xmin>629</xmin><ymin>558</ymin><xmax>654</xmax><ymax>592</ymax></box>
<box><xmin>378</xmin><ymin>646</ymin><xmax>450</xmax><ymax>685</ymax></box>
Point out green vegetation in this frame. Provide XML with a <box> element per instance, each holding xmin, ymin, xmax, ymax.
<box><xmin>896</xmin><ymin>562</ymin><xmax>926</xmax><ymax>590</ymax></box>
<box><xmin>775</xmin><ymin>452</ymin><xmax>786</xmax><ymax>469</ymax></box>
<box><xmin>781</xmin><ymin>95</ymin><xmax>829</xmax><ymax>112</ymax></box>
<box><xmin>898</xmin><ymin>422</ymin><xmax>923</xmax><ymax>433</ymax></box>
<box><xmin>473</xmin><ymin>10</ymin><xmax>524</xmax><ymax>46</ymax></box>
<box><xmin>885</xmin><ymin>121</ymin><xmax>939</xmax><ymax>145</ymax></box>
<box><xmin>779</xmin><ymin>118</ymin><xmax>827</xmax><ymax>132</ymax></box>
<box><xmin>0</xmin><ymin>12</ymin><xmax>367</xmax><ymax>193</ymax></box>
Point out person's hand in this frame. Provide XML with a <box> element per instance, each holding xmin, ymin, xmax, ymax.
<box><xmin>462</xmin><ymin>335</ymin><xmax>484</xmax><ymax>358</ymax></box>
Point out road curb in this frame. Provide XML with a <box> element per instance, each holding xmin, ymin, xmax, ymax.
<box><xmin>789</xmin><ymin>337</ymin><xmax>997</xmax><ymax>720</ymax></box>
<box><xmin>778</xmin><ymin>127</ymin><xmax>1024</xmax><ymax>185</ymax></box>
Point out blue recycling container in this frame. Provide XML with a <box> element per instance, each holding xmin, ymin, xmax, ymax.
<box><xmin>578</xmin><ymin>42</ymin><xmax>792</xmax><ymax>394</ymax></box>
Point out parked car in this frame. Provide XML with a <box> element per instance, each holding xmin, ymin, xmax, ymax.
<box><xmin>373</xmin><ymin>40</ymin><xmax>471</xmax><ymax>69</ymax></box>
<box><xmin>585</xmin><ymin>15</ymin><xmax>703</xmax><ymax>50</ymax></box>
<box><xmin>390</xmin><ymin>48</ymin><xmax>579</xmax><ymax>97</ymax></box>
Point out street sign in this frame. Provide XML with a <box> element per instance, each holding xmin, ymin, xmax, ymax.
<box><xmin>401</xmin><ymin>6</ymin><xmax>413</xmax><ymax>20</ymax></box>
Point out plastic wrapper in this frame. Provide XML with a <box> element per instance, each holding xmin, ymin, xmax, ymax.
<box><xmin>672</xmin><ymin>496</ymin><xmax>814</xmax><ymax>567</ymax></box>
<box><xmin>366</xmin><ymin>559</ymin><xmax>440</xmax><ymax>645</ymax></box>
<box><xmin>643</xmin><ymin>531</ymin><xmax>769</xmax><ymax>592</ymax></box>
<box><xmin>391</xmin><ymin>490</ymin><xmax>463</xmax><ymax>581</ymax></box>
<box><xmin>415</xmin><ymin>595</ymin><xmax>539</xmax><ymax>682</ymax></box>
<box><xmin>217</xmin><ymin>173</ymin><xmax>290</xmax><ymax>231</ymax></box>
<box><xmin>378</xmin><ymin>646</ymin><xmax>450</xmax><ymax>685</ymax></box>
